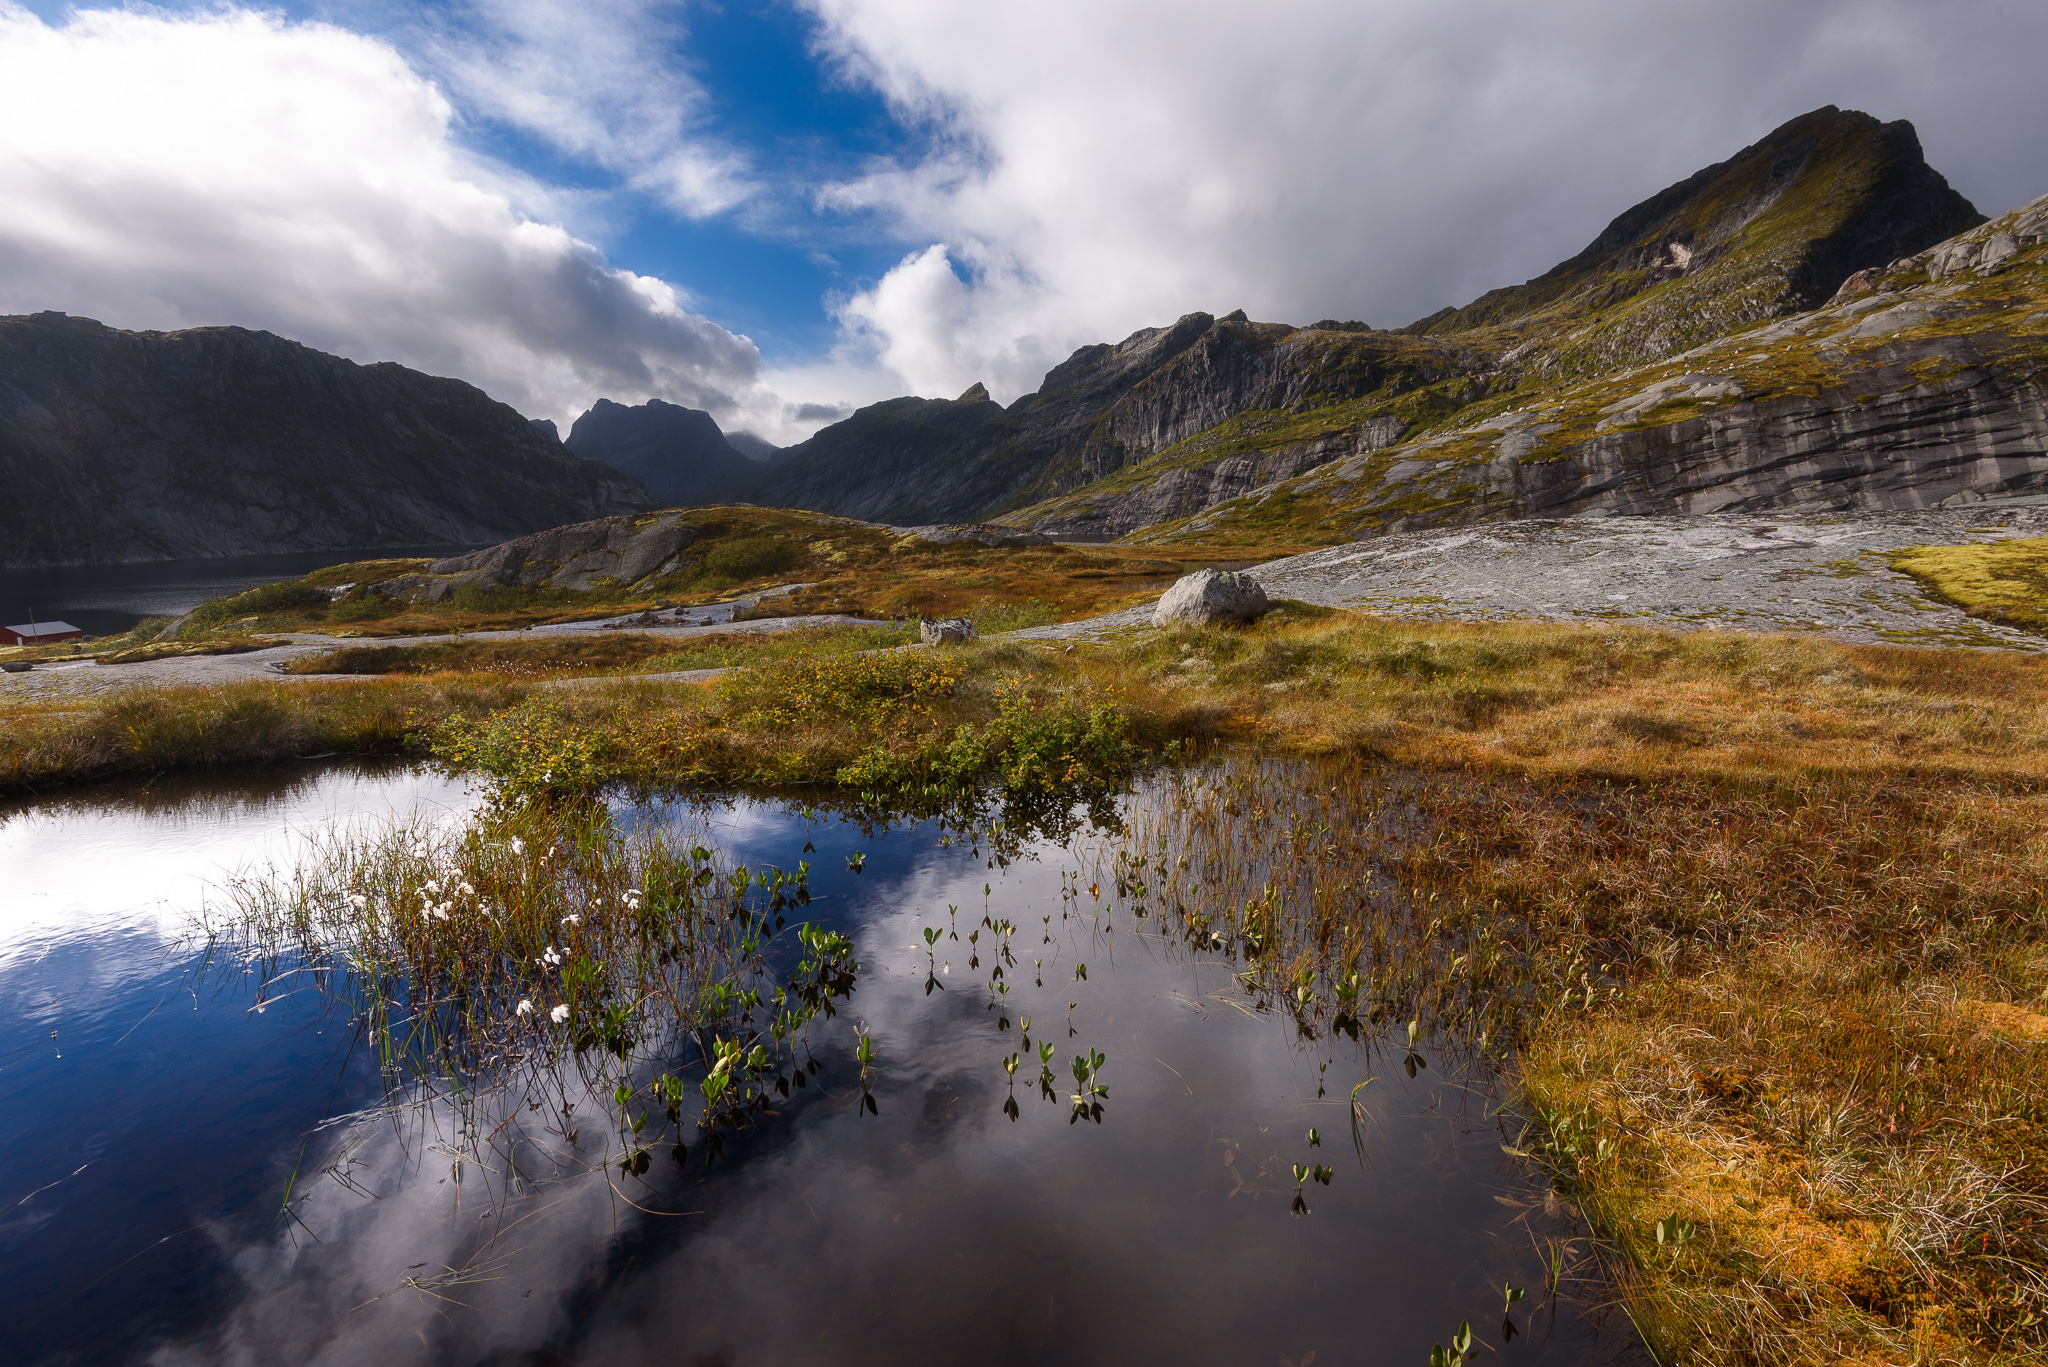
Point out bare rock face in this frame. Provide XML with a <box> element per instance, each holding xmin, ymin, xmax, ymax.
<box><xmin>919</xmin><ymin>617</ymin><xmax>978</xmax><ymax>645</ymax></box>
<box><xmin>371</xmin><ymin>513</ymin><xmax>698</xmax><ymax>603</ymax></box>
<box><xmin>1152</xmin><ymin>570</ymin><xmax>1271</xmax><ymax>627</ymax></box>
<box><xmin>894</xmin><ymin>524</ymin><xmax>1054</xmax><ymax>548</ymax></box>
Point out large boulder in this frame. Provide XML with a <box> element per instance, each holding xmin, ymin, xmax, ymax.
<box><xmin>919</xmin><ymin>617</ymin><xmax>978</xmax><ymax>645</ymax></box>
<box><xmin>1152</xmin><ymin>569</ymin><xmax>1271</xmax><ymax>627</ymax></box>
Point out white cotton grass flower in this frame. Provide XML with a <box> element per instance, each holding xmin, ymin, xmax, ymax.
<box><xmin>460</xmin><ymin>882</ymin><xmax>475</xmax><ymax>896</ymax></box>
<box><xmin>561</xmin><ymin>914</ymin><xmax>581</xmax><ymax>928</ymax></box>
<box><xmin>516</xmin><ymin>999</ymin><xmax>534</xmax><ymax>1016</ymax></box>
<box><xmin>411</xmin><ymin>842</ymin><xmax>428</xmax><ymax>858</ymax></box>
<box><xmin>549</xmin><ymin>1004</ymin><xmax>570</xmax><ymax>1024</ymax></box>
<box><xmin>540</xmin><ymin>946</ymin><xmax>563</xmax><ymax>967</ymax></box>
<box><xmin>346</xmin><ymin>893</ymin><xmax>367</xmax><ymax>910</ymax></box>
<box><xmin>511</xmin><ymin>838</ymin><xmax>525</xmax><ymax>855</ymax></box>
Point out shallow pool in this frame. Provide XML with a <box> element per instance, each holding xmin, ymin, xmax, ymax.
<box><xmin>0</xmin><ymin>764</ymin><xmax>1635</xmax><ymax>1365</ymax></box>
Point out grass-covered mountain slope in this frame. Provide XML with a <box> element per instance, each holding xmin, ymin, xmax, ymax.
<box><xmin>1000</xmin><ymin>107</ymin><xmax>1988</xmax><ymax>537</ymax></box>
<box><xmin>147</xmin><ymin>504</ymin><xmax>1294</xmax><ymax>641</ymax></box>
<box><xmin>1407</xmin><ymin>106</ymin><xmax>1982</xmax><ymax>380</ymax></box>
<box><xmin>1142</xmin><ymin>191</ymin><xmax>2048</xmax><ymax>546</ymax></box>
<box><xmin>0</xmin><ymin>313</ymin><xmax>652</xmax><ymax>566</ymax></box>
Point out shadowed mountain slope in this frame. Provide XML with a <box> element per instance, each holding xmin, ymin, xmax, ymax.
<box><xmin>0</xmin><ymin>314</ymin><xmax>652</xmax><ymax>567</ymax></box>
<box><xmin>566</xmin><ymin>398</ymin><xmax>776</xmax><ymax>506</ymax></box>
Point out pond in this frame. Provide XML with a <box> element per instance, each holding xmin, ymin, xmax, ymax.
<box><xmin>0</xmin><ymin>763</ymin><xmax>1639</xmax><ymax>1365</ymax></box>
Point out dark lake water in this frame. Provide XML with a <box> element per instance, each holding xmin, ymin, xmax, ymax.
<box><xmin>0</xmin><ymin>764</ymin><xmax>1638</xmax><ymax>1365</ymax></box>
<box><xmin>0</xmin><ymin>548</ymin><xmax>470</xmax><ymax>637</ymax></box>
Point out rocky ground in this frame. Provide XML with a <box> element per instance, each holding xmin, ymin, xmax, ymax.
<box><xmin>1015</xmin><ymin>502</ymin><xmax>2048</xmax><ymax>648</ymax></box>
<box><xmin>0</xmin><ymin>596</ymin><xmax>865</xmax><ymax>702</ymax></box>
<box><xmin>8</xmin><ymin>505</ymin><xmax>2043</xmax><ymax>703</ymax></box>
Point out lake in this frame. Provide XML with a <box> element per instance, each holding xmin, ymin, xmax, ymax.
<box><xmin>0</xmin><ymin>548</ymin><xmax>470</xmax><ymax>637</ymax></box>
<box><xmin>0</xmin><ymin>762</ymin><xmax>1639</xmax><ymax>1365</ymax></box>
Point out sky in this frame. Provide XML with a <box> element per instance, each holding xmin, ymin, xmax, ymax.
<box><xmin>2</xmin><ymin>0</ymin><xmax>2045</xmax><ymax>445</ymax></box>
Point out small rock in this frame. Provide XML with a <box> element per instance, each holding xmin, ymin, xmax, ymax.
<box><xmin>1152</xmin><ymin>569</ymin><xmax>1272</xmax><ymax>627</ymax></box>
<box><xmin>919</xmin><ymin>617</ymin><xmax>978</xmax><ymax>646</ymax></box>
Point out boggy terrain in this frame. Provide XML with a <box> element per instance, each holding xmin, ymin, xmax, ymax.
<box><xmin>6</xmin><ymin>571</ymin><xmax>2048</xmax><ymax>1361</ymax></box>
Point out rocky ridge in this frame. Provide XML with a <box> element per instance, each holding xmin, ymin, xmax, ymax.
<box><xmin>0</xmin><ymin>314</ymin><xmax>651</xmax><ymax>566</ymax></box>
<box><xmin>1003</xmin><ymin>107</ymin><xmax>1987</xmax><ymax>538</ymax></box>
<box><xmin>1153</xmin><ymin>192</ymin><xmax>2048</xmax><ymax>545</ymax></box>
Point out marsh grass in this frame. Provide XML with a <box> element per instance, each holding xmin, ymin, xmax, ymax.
<box><xmin>209</xmin><ymin>792</ymin><xmax>868</xmax><ymax>1206</ymax></box>
<box><xmin>15</xmin><ymin>612</ymin><xmax>2048</xmax><ymax>803</ymax></box>
<box><xmin>286</xmin><ymin>632</ymin><xmax>693</xmax><ymax>679</ymax></box>
<box><xmin>1107</xmin><ymin>753</ymin><xmax>2048</xmax><ymax>1364</ymax></box>
<box><xmin>0</xmin><ymin>678</ymin><xmax>528</xmax><ymax>791</ymax></box>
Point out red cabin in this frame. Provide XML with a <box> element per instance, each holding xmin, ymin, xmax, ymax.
<box><xmin>0</xmin><ymin>621</ymin><xmax>83</xmax><ymax>646</ymax></box>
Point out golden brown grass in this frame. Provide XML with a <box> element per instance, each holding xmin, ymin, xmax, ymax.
<box><xmin>169</xmin><ymin>505</ymin><xmax>1308</xmax><ymax>640</ymax></box>
<box><xmin>1110</xmin><ymin>755</ymin><xmax>2048</xmax><ymax>1365</ymax></box>
<box><xmin>14</xmin><ymin>608</ymin><xmax>2048</xmax><ymax>794</ymax></box>
<box><xmin>10</xmin><ymin>608</ymin><xmax>2048</xmax><ymax>1357</ymax></box>
<box><xmin>0</xmin><ymin>677</ymin><xmax>528</xmax><ymax>792</ymax></box>
<box><xmin>285</xmin><ymin>631</ymin><xmax>698</xmax><ymax>678</ymax></box>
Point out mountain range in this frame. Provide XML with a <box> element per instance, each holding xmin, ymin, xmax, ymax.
<box><xmin>5</xmin><ymin>104</ymin><xmax>2042</xmax><ymax>569</ymax></box>
<box><xmin>0</xmin><ymin>315</ymin><xmax>649</xmax><ymax>567</ymax></box>
<box><xmin>724</xmin><ymin>106</ymin><xmax>2005</xmax><ymax>536</ymax></box>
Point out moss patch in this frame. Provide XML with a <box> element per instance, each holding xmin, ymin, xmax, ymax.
<box><xmin>1889</xmin><ymin>537</ymin><xmax>2048</xmax><ymax>633</ymax></box>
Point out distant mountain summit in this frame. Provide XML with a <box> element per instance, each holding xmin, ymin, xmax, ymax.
<box><xmin>732</xmin><ymin>107</ymin><xmax>1986</xmax><ymax>536</ymax></box>
<box><xmin>1402</xmin><ymin>105</ymin><xmax>1985</xmax><ymax>378</ymax></box>
<box><xmin>566</xmin><ymin>398</ymin><xmax>779</xmax><ymax>506</ymax></box>
<box><xmin>0</xmin><ymin>314</ymin><xmax>651</xmax><ymax>567</ymax></box>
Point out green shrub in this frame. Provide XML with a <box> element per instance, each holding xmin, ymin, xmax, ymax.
<box><xmin>702</xmin><ymin>536</ymin><xmax>801</xmax><ymax>583</ymax></box>
<box><xmin>188</xmin><ymin>579</ymin><xmax>329</xmax><ymax>627</ymax></box>
<box><xmin>327</xmin><ymin>594</ymin><xmax>401</xmax><ymax>622</ymax></box>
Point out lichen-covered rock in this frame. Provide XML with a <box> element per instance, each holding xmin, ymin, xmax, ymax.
<box><xmin>1152</xmin><ymin>570</ymin><xmax>1271</xmax><ymax>627</ymax></box>
<box><xmin>894</xmin><ymin>524</ymin><xmax>1053</xmax><ymax>548</ymax></box>
<box><xmin>919</xmin><ymin>617</ymin><xmax>977</xmax><ymax>645</ymax></box>
<box><xmin>421</xmin><ymin>513</ymin><xmax>698</xmax><ymax>595</ymax></box>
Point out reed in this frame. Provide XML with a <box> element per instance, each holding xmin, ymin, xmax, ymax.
<box><xmin>1102</xmin><ymin>753</ymin><xmax>2048</xmax><ymax>1365</ymax></box>
<box><xmin>206</xmin><ymin>791</ymin><xmax>866</xmax><ymax>1196</ymax></box>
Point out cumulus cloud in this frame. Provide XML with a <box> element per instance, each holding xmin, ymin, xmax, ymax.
<box><xmin>805</xmin><ymin>0</ymin><xmax>2048</xmax><ymax>402</ymax></box>
<box><xmin>0</xmin><ymin>3</ymin><xmax>765</xmax><ymax>430</ymax></box>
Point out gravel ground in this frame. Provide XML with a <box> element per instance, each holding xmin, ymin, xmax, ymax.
<box><xmin>0</xmin><ymin>595</ymin><xmax>872</xmax><ymax>703</ymax></box>
<box><xmin>1009</xmin><ymin>503</ymin><xmax>2048</xmax><ymax>651</ymax></box>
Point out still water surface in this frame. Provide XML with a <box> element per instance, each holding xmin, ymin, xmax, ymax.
<box><xmin>0</xmin><ymin>764</ymin><xmax>1636</xmax><ymax>1365</ymax></box>
<box><xmin>0</xmin><ymin>548</ymin><xmax>469</xmax><ymax>637</ymax></box>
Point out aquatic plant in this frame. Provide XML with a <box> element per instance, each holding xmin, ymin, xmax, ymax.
<box><xmin>204</xmin><ymin>790</ymin><xmax>878</xmax><ymax>1221</ymax></box>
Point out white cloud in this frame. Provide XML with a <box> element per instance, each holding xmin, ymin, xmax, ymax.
<box><xmin>0</xmin><ymin>2</ymin><xmax>766</xmax><ymax>430</ymax></box>
<box><xmin>804</xmin><ymin>0</ymin><xmax>2048</xmax><ymax>403</ymax></box>
<box><xmin>420</xmin><ymin>0</ymin><xmax>760</xmax><ymax>218</ymax></box>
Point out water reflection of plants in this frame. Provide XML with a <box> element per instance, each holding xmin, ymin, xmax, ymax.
<box><xmin>209</xmin><ymin>792</ymin><xmax>873</xmax><ymax>1223</ymax></box>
